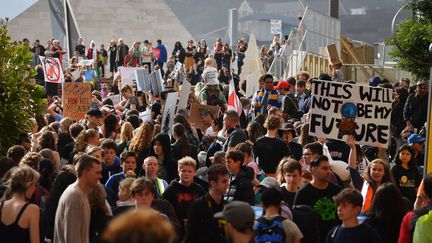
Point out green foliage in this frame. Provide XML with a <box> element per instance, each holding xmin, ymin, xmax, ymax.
<box><xmin>387</xmin><ymin>0</ymin><xmax>432</xmax><ymax>81</ymax></box>
<box><xmin>0</xmin><ymin>23</ymin><xmax>46</xmax><ymax>155</ymax></box>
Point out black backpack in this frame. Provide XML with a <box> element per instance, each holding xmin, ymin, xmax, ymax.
<box><xmin>254</xmin><ymin>215</ymin><xmax>286</xmax><ymax>243</ymax></box>
<box><xmin>292</xmin><ymin>204</ymin><xmax>320</xmax><ymax>243</ymax></box>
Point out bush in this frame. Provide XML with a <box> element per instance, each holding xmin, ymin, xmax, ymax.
<box><xmin>387</xmin><ymin>0</ymin><xmax>432</xmax><ymax>81</ymax></box>
<box><xmin>0</xmin><ymin>23</ymin><xmax>46</xmax><ymax>155</ymax></box>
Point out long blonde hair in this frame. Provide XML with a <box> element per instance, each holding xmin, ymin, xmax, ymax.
<box><xmin>3</xmin><ymin>165</ymin><xmax>40</xmax><ymax>199</ymax></box>
<box><xmin>129</xmin><ymin>122</ymin><xmax>154</xmax><ymax>152</ymax></box>
<box><xmin>75</xmin><ymin>129</ymin><xmax>99</xmax><ymax>152</ymax></box>
<box><xmin>120</xmin><ymin>122</ymin><xmax>134</xmax><ymax>143</ymax></box>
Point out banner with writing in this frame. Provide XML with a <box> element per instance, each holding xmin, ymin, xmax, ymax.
<box><xmin>62</xmin><ymin>82</ymin><xmax>92</xmax><ymax>120</ymax></box>
<box><xmin>309</xmin><ymin>79</ymin><xmax>393</xmax><ymax>148</ymax></box>
<box><xmin>189</xmin><ymin>103</ymin><xmax>221</xmax><ymax>129</ymax></box>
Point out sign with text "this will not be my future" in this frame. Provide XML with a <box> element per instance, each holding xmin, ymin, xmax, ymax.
<box><xmin>309</xmin><ymin>80</ymin><xmax>393</xmax><ymax>148</ymax></box>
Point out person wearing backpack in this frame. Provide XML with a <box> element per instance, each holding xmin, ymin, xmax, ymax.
<box><xmin>214</xmin><ymin>201</ymin><xmax>257</xmax><ymax>243</ymax></box>
<box><xmin>255</xmin><ymin>188</ymin><xmax>303</xmax><ymax>243</ymax></box>
<box><xmin>325</xmin><ymin>188</ymin><xmax>382</xmax><ymax>243</ymax></box>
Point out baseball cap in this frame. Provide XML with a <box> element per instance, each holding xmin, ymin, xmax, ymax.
<box><xmin>258</xmin><ymin>177</ymin><xmax>280</xmax><ymax>190</ymax></box>
<box><xmin>214</xmin><ymin>201</ymin><xmax>255</xmax><ymax>230</ymax></box>
<box><xmin>275</xmin><ymin>80</ymin><xmax>290</xmax><ymax>90</ymax></box>
<box><xmin>86</xmin><ymin>108</ymin><xmax>103</xmax><ymax>118</ymax></box>
<box><xmin>407</xmin><ymin>134</ymin><xmax>425</xmax><ymax>144</ymax></box>
<box><xmin>368</xmin><ymin>76</ymin><xmax>381</xmax><ymax>87</ymax></box>
<box><xmin>416</xmin><ymin>80</ymin><xmax>428</xmax><ymax>87</ymax></box>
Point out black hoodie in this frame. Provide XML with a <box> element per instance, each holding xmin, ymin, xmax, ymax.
<box><xmin>152</xmin><ymin>133</ymin><xmax>178</xmax><ymax>183</ymax></box>
<box><xmin>162</xmin><ymin>179</ymin><xmax>205</xmax><ymax>240</ymax></box>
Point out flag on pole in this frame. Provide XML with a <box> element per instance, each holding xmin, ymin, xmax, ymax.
<box><xmin>227</xmin><ymin>79</ymin><xmax>242</xmax><ymax>115</ymax></box>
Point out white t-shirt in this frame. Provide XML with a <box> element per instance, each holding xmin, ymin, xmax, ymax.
<box><xmin>201</xmin><ymin>67</ymin><xmax>219</xmax><ymax>85</ymax></box>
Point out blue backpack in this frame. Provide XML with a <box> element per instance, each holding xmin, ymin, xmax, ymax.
<box><xmin>254</xmin><ymin>215</ymin><xmax>286</xmax><ymax>243</ymax></box>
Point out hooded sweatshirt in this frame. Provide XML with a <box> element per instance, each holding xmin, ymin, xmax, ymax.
<box><xmin>162</xmin><ymin>179</ymin><xmax>205</xmax><ymax>239</ymax></box>
<box><xmin>152</xmin><ymin>133</ymin><xmax>178</xmax><ymax>183</ymax></box>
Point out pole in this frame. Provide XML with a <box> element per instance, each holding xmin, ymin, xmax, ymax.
<box><xmin>425</xmin><ymin>43</ymin><xmax>432</xmax><ymax>174</ymax></box>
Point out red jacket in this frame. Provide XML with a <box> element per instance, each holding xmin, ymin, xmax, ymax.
<box><xmin>124</xmin><ymin>54</ymin><xmax>140</xmax><ymax>67</ymax></box>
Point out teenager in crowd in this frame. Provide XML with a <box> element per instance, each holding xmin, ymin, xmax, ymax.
<box><xmin>365</xmin><ymin>183</ymin><xmax>409</xmax><ymax>243</ymax></box>
<box><xmin>130</xmin><ymin>178</ymin><xmax>180</xmax><ymax>235</ymax></box>
<box><xmin>186</xmin><ymin>164</ymin><xmax>229</xmax><ymax>243</ymax></box>
<box><xmin>294</xmin><ymin>155</ymin><xmax>341</xmax><ymax>243</ymax></box>
<box><xmin>326</xmin><ymin>188</ymin><xmax>382</xmax><ymax>243</ymax></box>
<box><xmin>391</xmin><ymin>145</ymin><xmax>422</xmax><ymax>205</ymax></box>
<box><xmin>162</xmin><ymin>156</ymin><xmax>205</xmax><ymax>241</ymax></box>
<box><xmin>253</xmin><ymin>115</ymin><xmax>290</xmax><ymax>175</ymax></box>
<box><xmin>0</xmin><ymin>166</ymin><xmax>41</xmax><ymax>243</ymax></box>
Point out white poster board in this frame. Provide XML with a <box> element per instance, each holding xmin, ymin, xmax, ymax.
<box><xmin>119</xmin><ymin>67</ymin><xmax>137</xmax><ymax>85</ymax></box>
<box><xmin>161</xmin><ymin>92</ymin><xmax>179</xmax><ymax>135</ymax></box>
<box><xmin>309</xmin><ymin>79</ymin><xmax>393</xmax><ymax>148</ymax></box>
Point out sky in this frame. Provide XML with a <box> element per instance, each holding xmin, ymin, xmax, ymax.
<box><xmin>0</xmin><ymin>0</ymin><xmax>37</xmax><ymax>19</ymax></box>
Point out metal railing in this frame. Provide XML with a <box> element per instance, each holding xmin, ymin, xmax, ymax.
<box><xmin>268</xmin><ymin>6</ymin><xmax>341</xmax><ymax>79</ymax></box>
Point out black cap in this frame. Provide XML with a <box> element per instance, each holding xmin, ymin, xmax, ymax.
<box><xmin>86</xmin><ymin>108</ymin><xmax>103</xmax><ymax>117</ymax></box>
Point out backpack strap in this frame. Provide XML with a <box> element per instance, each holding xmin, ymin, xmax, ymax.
<box><xmin>410</xmin><ymin>205</ymin><xmax>432</xmax><ymax>236</ymax></box>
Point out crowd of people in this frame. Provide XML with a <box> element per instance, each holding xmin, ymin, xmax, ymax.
<box><xmin>1</xmin><ymin>35</ymin><xmax>431</xmax><ymax>243</ymax></box>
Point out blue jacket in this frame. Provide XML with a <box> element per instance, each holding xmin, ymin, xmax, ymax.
<box><xmin>156</xmin><ymin>44</ymin><xmax>168</xmax><ymax>63</ymax></box>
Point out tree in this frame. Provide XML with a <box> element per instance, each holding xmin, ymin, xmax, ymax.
<box><xmin>0</xmin><ymin>23</ymin><xmax>46</xmax><ymax>155</ymax></box>
<box><xmin>387</xmin><ymin>0</ymin><xmax>432</xmax><ymax>81</ymax></box>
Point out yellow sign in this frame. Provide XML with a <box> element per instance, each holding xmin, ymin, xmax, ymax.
<box><xmin>427</xmin><ymin>84</ymin><xmax>432</xmax><ymax>174</ymax></box>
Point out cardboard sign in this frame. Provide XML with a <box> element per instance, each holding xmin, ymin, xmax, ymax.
<box><xmin>119</xmin><ymin>67</ymin><xmax>137</xmax><ymax>85</ymax></box>
<box><xmin>325</xmin><ymin>44</ymin><xmax>341</xmax><ymax>65</ymax></box>
<box><xmin>161</xmin><ymin>92</ymin><xmax>179</xmax><ymax>135</ymax></box>
<box><xmin>309</xmin><ymin>79</ymin><xmax>393</xmax><ymax>148</ymax></box>
<box><xmin>39</xmin><ymin>56</ymin><xmax>65</xmax><ymax>83</ymax></box>
<box><xmin>189</xmin><ymin>103</ymin><xmax>220</xmax><ymax>128</ymax></box>
<box><xmin>62</xmin><ymin>82</ymin><xmax>92</xmax><ymax>120</ymax></box>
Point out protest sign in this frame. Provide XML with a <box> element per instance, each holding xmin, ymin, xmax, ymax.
<box><xmin>62</xmin><ymin>82</ymin><xmax>92</xmax><ymax>120</ymax></box>
<box><xmin>189</xmin><ymin>103</ymin><xmax>220</xmax><ymax>128</ymax></box>
<box><xmin>270</xmin><ymin>19</ymin><xmax>282</xmax><ymax>35</ymax></box>
<box><xmin>149</xmin><ymin>71</ymin><xmax>159</xmax><ymax>96</ymax></box>
<box><xmin>77</xmin><ymin>59</ymin><xmax>94</xmax><ymax>66</ymax></box>
<box><xmin>104</xmin><ymin>94</ymin><xmax>121</xmax><ymax>106</ymax></box>
<box><xmin>152</xmin><ymin>48</ymin><xmax>161</xmax><ymax>59</ymax></box>
<box><xmin>170</xmin><ymin>62</ymin><xmax>182</xmax><ymax>79</ymax></box>
<box><xmin>39</xmin><ymin>56</ymin><xmax>65</xmax><ymax>83</ymax></box>
<box><xmin>309</xmin><ymin>79</ymin><xmax>393</xmax><ymax>148</ymax></box>
<box><xmin>177</xmin><ymin>80</ymin><xmax>191</xmax><ymax>113</ymax></box>
<box><xmin>135</xmin><ymin>68</ymin><xmax>152</xmax><ymax>92</ymax></box>
<box><xmin>155</xmin><ymin>68</ymin><xmax>165</xmax><ymax>93</ymax></box>
<box><xmin>325</xmin><ymin>44</ymin><xmax>341</xmax><ymax>66</ymax></box>
<box><xmin>161</xmin><ymin>92</ymin><xmax>179</xmax><ymax>135</ymax></box>
<box><xmin>119</xmin><ymin>67</ymin><xmax>137</xmax><ymax>85</ymax></box>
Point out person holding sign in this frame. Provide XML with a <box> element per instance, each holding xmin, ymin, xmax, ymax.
<box><xmin>347</xmin><ymin>136</ymin><xmax>395</xmax><ymax>213</ymax></box>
